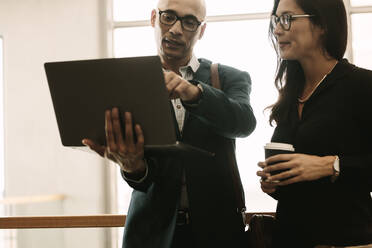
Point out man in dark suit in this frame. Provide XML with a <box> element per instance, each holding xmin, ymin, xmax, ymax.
<box><xmin>83</xmin><ymin>0</ymin><xmax>256</xmax><ymax>247</ymax></box>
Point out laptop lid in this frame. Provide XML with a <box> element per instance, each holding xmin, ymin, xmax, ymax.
<box><xmin>45</xmin><ymin>55</ymin><xmax>178</xmax><ymax>146</ymax></box>
<box><xmin>44</xmin><ymin>55</ymin><xmax>213</xmax><ymax>157</ymax></box>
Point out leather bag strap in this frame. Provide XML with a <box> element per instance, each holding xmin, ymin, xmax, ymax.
<box><xmin>210</xmin><ymin>63</ymin><xmax>220</xmax><ymax>89</ymax></box>
<box><xmin>210</xmin><ymin>63</ymin><xmax>246</xmax><ymax>214</ymax></box>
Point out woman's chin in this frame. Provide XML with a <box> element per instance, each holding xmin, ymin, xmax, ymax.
<box><xmin>279</xmin><ymin>53</ymin><xmax>297</xmax><ymax>61</ymax></box>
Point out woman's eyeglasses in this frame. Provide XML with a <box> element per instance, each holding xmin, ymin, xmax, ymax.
<box><xmin>271</xmin><ymin>14</ymin><xmax>314</xmax><ymax>31</ymax></box>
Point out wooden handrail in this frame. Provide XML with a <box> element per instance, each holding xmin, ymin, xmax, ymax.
<box><xmin>0</xmin><ymin>212</ymin><xmax>274</xmax><ymax>229</ymax></box>
<box><xmin>0</xmin><ymin>214</ymin><xmax>126</xmax><ymax>229</ymax></box>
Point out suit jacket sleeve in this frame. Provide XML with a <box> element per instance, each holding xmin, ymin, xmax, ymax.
<box><xmin>184</xmin><ymin>64</ymin><xmax>256</xmax><ymax>139</ymax></box>
<box><xmin>121</xmin><ymin>157</ymin><xmax>158</xmax><ymax>192</ymax></box>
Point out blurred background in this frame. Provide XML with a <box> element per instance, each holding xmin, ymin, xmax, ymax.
<box><xmin>0</xmin><ymin>0</ymin><xmax>371</xmax><ymax>247</ymax></box>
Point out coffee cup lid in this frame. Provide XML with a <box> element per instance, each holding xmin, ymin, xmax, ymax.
<box><xmin>264</xmin><ymin>142</ymin><xmax>294</xmax><ymax>151</ymax></box>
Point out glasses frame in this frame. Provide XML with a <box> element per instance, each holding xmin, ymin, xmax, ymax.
<box><xmin>158</xmin><ymin>9</ymin><xmax>203</xmax><ymax>32</ymax></box>
<box><xmin>271</xmin><ymin>14</ymin><xmax>315</xmax><ymax>31</ymax></box>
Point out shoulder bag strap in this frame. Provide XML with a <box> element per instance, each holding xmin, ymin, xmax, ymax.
<box><xmin>210</xmin><ymin>63</ymin><xmax>247</xmax><ymax>217</ymax></box>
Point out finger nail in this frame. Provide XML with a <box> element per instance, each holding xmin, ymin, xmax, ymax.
<box><xmin>82</xmin><ymin>139</ymin><xmax>87</xmax><ymax>145</ymax></box>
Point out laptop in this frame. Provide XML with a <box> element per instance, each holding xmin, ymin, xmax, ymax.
<box><xmin>44</xmin><ymin>55</ymin><xmax>213</xmax><ymax>157</ymax></box>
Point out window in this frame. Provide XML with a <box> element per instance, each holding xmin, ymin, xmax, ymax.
<box><xmin>351</xmin><ymin>13</ymin><xmax>372</xmax><ymax>70</ymax></box>
<box><xmin>198</xmin><ymin>1</ymin><xmax>272</xmax><ymax>15</ymax></box>
<box><xmin>113</xmin><ymin>0</ymin><xmax>273</xmax><ymax>21</ymax></box>
<box><xmin>350</xmin><ymin>0</ymin><xmax>372</xmax><ymax>6</ymax></box>
<box><xmin>113</xmin><ymin>0</ymin><xmax>156</xmax><ymax>21</ymax></box>
<box><xmin>114</xmin><ymin>27</ymin><xmax>156</xmax><ymax>57</ymax></box>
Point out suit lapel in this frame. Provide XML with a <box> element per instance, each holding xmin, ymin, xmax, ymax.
<box><xmin>309</xmin><ymin>59</ymin><xmax>352</xmax><ymax>100</ymax></box>
<box><xmin>194</xmin><ymin>58</ymin><xmax>213</xmax><ymax>86</ymax></box>
<box><xmin>301</xmin><ymin>59</ymin><xmax>353</xmax><ymax>120</ymax></box>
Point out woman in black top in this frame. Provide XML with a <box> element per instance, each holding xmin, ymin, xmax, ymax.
<box><xmin>257</xmin><ymin>0</ymin><xmax>372</xmax><ymax>247</ymax></box>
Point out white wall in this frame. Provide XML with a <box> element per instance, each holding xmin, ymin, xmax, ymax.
<box><xmin>0</xmin><ymin>0</ymin><xmax>113</xmax><ymax>247</ymax></box>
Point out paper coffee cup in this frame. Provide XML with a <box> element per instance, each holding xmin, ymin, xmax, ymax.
<box><xmin>264</xmin><ymin>142</ymin><xmax>295</xmax><ymax>178</ymax></box>
<box><xmin>264</xmin><ymin>142</ymin><xmax>295</xmax><ymax>159</ymax></box>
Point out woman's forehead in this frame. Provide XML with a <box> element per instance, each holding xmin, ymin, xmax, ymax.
<box><xmin>276</xmin><ymin>0</ymin><xmax>302</xmax><ymax>15</ymax></box>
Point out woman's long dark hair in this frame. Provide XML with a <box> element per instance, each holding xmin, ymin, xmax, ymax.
<box><xmin>268</xmin><ymin>0</ymin><xmax>348</xmax><ymax>125</ymax></box>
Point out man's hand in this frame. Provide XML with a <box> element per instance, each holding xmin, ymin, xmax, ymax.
<box><xmin>163</xmin><ymin>71</ymin><xmax>201</xmax><ymax>101</ymax></box>
<box><xmin>82</xmin><ymin>108</ymin><xmax>146</xmax><ymax>175</ymax></box>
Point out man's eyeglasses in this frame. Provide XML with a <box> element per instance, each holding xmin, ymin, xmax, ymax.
<box><xmin>271</xmin><ymin>14</ymin><xmax>314</xmax><ymax>31</ymax></box>
<box><xmin>158</xmin><ymin>9</ymin><xmax>203</xmax><ymax>32</ymax></box>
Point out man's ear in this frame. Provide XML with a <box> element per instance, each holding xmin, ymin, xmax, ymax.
<box><xmin>199</xmin><ymin>23</ymin><xmax>206</xmax><ymax>40</ymax></box>
<box><xmin>151</xmin><ymin>9</ymin><xmax>156</xmax><ymax>27</ymax></box>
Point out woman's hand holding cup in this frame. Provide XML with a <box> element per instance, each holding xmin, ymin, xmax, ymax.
<box><xmin>259</xmin><ymin>142</ymin><xmax>336</xmax><ymax>186</ymax></box>
<box><xmin>257</xmin><ymin>142</ymin><xmax>295</xmax><ymax>193</ymax></box>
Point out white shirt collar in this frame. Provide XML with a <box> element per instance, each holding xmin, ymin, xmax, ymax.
<box><xmin>179</xmin><ymin>54</ymin><xmax>200</xmax><ymax>77</ymax></box>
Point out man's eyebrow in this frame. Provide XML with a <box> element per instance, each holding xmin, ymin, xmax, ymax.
<box><xmin>162</xmin><ymin>9</ymin><xmax>198</xmax><ymax>19</ymax></box>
